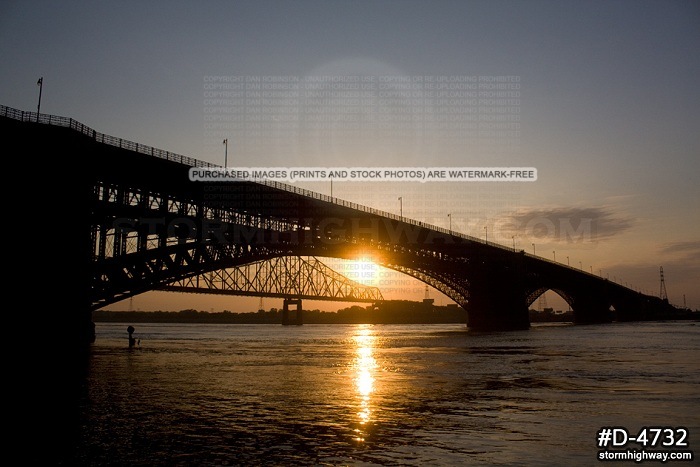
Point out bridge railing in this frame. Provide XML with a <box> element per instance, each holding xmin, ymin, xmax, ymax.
<box><xmin>0</xmin><ymin>104</ymin><xmax>630</xmax><ymax>285</ymax></box>
<box><xmin>0</xmin><ymin>105</ymin><xmax>216</xmax><ymax>169</ymax></box>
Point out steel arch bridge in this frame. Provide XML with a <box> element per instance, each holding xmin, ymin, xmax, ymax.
<box><xmin>2</xmin><ymin>105</ymin><xmax>677</xmax><ymax>345</ymax></box>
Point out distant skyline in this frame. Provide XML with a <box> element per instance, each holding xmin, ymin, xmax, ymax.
<box><xmin>1</xmin><ymin>0</ymin><xmax>698</xmax><ymax>311</ymax></box>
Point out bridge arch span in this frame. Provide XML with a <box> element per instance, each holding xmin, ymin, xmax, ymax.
<box><xmin>380</xmin><ymin>263</ymin><xmax>469</xmax><ymax>307</ymax></box>
<box><xmin>102</xmin><ymin>251</ymin><xmax>471</xmax><ymax>316</ymax></box>
<box><xmin>526</xmin><ymin>287</ymin><xmax>574</xmax><ymax>310</ymax></box>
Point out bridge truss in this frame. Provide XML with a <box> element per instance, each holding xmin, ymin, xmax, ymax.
<box><xmin>160</xmin><ymin>256</ymin><xmax>384</xmax><ymax>302</ymax></box>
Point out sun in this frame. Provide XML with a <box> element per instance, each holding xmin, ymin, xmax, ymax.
<box><xmin>347</xmin><ymin>258</ymin><xmax>378</xmax><ymax>286</ymax></box>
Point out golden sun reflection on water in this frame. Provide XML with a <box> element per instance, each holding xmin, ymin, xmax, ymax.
<box><xmin>352</xmin><ymin>325</ymin><xmax>378</xmax><ymax>442</ymax></box>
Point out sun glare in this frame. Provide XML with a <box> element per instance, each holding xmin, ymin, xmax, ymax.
<box><xmin>347</xmin><ymin>258</ymin><xmax>378</xmax><ymax>286</ymax></box>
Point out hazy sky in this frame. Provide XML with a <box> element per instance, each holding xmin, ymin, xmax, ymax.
<box><xmin>1</xmin><ymin>0</ymin><xmax>698</xmax><ymax>311</ymax></box>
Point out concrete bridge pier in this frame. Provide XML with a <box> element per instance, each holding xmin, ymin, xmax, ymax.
<box><xmin>612</xmin><ymin>295</ymin><xmax>645</xmax><ymax>322</ymax></box>
<box><xmin>466</xmin><ymin>298</ymin><xmax>530</xmax><ymax>331</ymax></box>
<box><xmin>572</xmin><ymin>295</ymin><xmax>613</xmax><ymax>324</ymax></box>
<box><xmin>282</xmin><ymin>298</ymin><xmax>303</xmax><ymax>325</ymax></box>
<box><xmin>466</xmin><ymin>269</ymin><xmax>530</xmax><ymax>331</ymax></box>
<box><xmin>76</xmin><ymin>302</ymin><xmax>96</xmax><ymax>346</ymax></box>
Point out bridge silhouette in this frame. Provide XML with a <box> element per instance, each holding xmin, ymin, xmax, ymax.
<box><xmin>161</xmin><ymin>255</ymin><xmax>384</xmax><ymax>325</ymax></box>
<box><xmin>2</xmin><ymin>104</ymin><xmax>675</xmax><ymax>345</ymax></box>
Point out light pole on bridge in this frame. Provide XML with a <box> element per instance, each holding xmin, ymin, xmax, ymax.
<box><xmin>579</xmin><ymin>261</ymin><xmax>582</xmax><ymax>270</ymax></box>
<box><xmin>484</xmin><ymin>226</ymin><xmax>488</xmax><ymax>244</ymax></box>
<box><xmin>448</xmin><ymin>213</ymin><xmax>451</xmax><ymax>233</ymax></box>
<box><xmin>553</xmin><ymin>251</ymin><xmax>556</xmax><ymax>262</ymax></box>
<box><xmin>398</xmin><ymin>197</ymin><xmax>402</xmax><ymax>220</ymax></box>
<box><xmin>512</xmin><ymin>235</ymin><xmax>516</xmax><ymax>251</ymax></box>
<box><xmin>37</xmin><ymin>77</ymin><xmax>43</xmax><ymax>122</ymax></box>
<box><xmin>223</xmin><ymin>138</ymin><xmax>228</xmax><ymax>167</ymax></box>
<box><xmin>532</xmin><ymin>243</ymin><xmax>536</xmax><ymax>255</ymax></box>
<box><xmin>567</xmin><ymin>256</ymin><xmax>570</xmax><ymax>266</ymax></box>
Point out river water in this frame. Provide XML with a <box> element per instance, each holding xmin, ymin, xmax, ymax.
<box><xmin>67</xmin><ymin>321</ymin><xmax>699</xmax><ymax>465</ymax></box>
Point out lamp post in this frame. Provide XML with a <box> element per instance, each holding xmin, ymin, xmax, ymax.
<box><xmin>512</xmin><ymin>235</ymin><xmax>516</xmax><ymax>251</ymax></box>
<box><xmin>222</xmin><ymin>138</ymin><xmax>228</xmax><ymax>167</ymax></box>
<box><xmin>447</xmin><ymin>213</ymin><xmax>451</xmax><ymax>232</ymax></box>
<box><xmin>484</xmin><ymin>226</ymin><xmax>488</xmax><ymax>244</ymax></box>
<box><xmin>553</xmin><ymin>251</ymin><xmax>556</xmax><ymax>262</ymax></box>
<box><xmin>37</xmin><ymin>77</ymin><xmax>43</xmax><ymax>121</ymax></box>
<box><xmin>579</xmin><ymin>261</ymin><xmax>582</xmax><ymax>270</ymax></box>
<box><xmin>398</xmin><ymin>197</ymin><xmax>402</xmax><ymax>219</ymax></box>
<box><xmin>532</xmin><ymin>243</ymin><xmax>536</xmax><ymax>255</ymax></box>
<box><xmin>566</xmin><ymin>256</ymin><xmax>570</xmax><ymax>266</ymax></box>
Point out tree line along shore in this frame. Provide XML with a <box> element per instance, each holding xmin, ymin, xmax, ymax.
<box><xmin>94</xmin><ymin>300</ymin><xmax>584</xmax><ymax>325</ymax></box>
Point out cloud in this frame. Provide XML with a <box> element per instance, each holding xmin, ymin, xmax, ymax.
<box><xmin>502</xmin><ymin>206</ymin><xmax>634</xmax><ymax>243</ymax></box>
<box><xmin>660</xmin><ymin>240</ymin><xmax>700</xmax><ymax>255</ymax></box>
